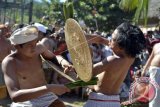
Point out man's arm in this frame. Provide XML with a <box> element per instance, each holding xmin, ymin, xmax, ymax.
<box><xmin>2</xmin><ymin>57</ymin><xmax>70</xmax><ymax>102</ymax></box>
<box><xmin>55</xmin><ymin>55</ymin><xmax>74</xmax><ymax>72</ymax></box>
<box><xmin>37</xmin><ymin>43</ymin><xmax>73</xmax><ymax>71</ymax></box>
<box><xmin>85</xmin><ymin>34</ymin><xmax>109</xmax><ymax>45</ymax></box>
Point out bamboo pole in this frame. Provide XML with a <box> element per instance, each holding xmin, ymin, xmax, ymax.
<box><xmin>41</xmin><ymin>56</ymin><xmax>76</xmax><ymax>82</ymax></box>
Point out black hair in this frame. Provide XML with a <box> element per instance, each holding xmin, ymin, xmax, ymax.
<box><xmin>115</xmin><ymin>22</ymin><xmax>146</xmax><ymax>57</ymax></box>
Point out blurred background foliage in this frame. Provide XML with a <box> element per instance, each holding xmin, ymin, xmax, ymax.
<box><xmin>2</xmin><ymin>0</ymin><xmax>151</xmax><ymax>32</ymax></box>
<box><xmin>33</xmin><ymin>0</ymin><xmax>135</xmax><ymax>32</ymax></box>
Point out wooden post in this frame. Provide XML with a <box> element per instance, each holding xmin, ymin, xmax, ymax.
<box><xmin>21</xmin><ymin>0</ymin><xmax>24</xmax><ymax>24</ymax></box>
<box><xmin>28</xmin><ymin>0</ymin><xmax>33</xmax><ymax>23</ymax></box>
<box><xmin>0</xmin><ymin>0</ymin><xmax>32</xmax><ymax>24</ymax></box>
<box><xmin>3</xmin><ymin>0</ymin><xmax>7</xmax><ymax>24</ymax></box>
<box><xmin>0</xmin><ymin>9</ymin><xmax>1</xmax><ymax>23</ymax></box>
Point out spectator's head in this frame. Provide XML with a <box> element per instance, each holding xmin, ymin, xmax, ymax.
<box><xmin>33</xmin><ymin>23</ymin><xmax>47</xmax><ymax>40</ymax></box>
<box><xmin>110</xmin><ymin>22</ymin><xmax>146</xmax><ymax>57</ymax></box>
<box><xmin>147</xmin><ymin>31</ymin><xmax>153</xmax><ymax>38</ymax></box>
<box><xmin>52</xmin><ymin>29</ymin><xmax>65</xmax><ymax>43</ymax></box>
<box><xmin>0</xmin><ymin>24</ymin><xmax>11</xmax><ymax>38</ymax></box>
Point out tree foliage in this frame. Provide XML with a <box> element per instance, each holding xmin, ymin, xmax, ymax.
<box><xmin>73</xmin><ymin>0</ymin><xmax>134</xmax><ymax>31</ymax></box>
<box><xmin>33</xmin><ymin>0</ymin><xmax>64</xmax><ymax>25</ymax></box>
<box><xmin>119</xmin><ymin>0</ymin><xmax>149</xmax><ymax>26</ymax></box>
<box><xmin>33</xmin><ymin>0</ymin><xmax>134</xmax><ymax>32</ymax></box>
<box><xmin>63</xmin><ymin>0</ymin><xmax>74</xmax><ymax>21</ymax></box>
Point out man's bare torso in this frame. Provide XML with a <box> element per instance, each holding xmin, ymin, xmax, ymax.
<box><xmin>150</xmin><ymin>43</ymin><xmax>160</xmax><ymax>67</ymax></box>
<box><xmin>93</xmin><ymin>56</ymin><xmax>134</xmax><ymax>95</ymax></box>
<box><xmin>10</xmin><ymin>53</ymin><xmax>47</xmax><ymax>89</ymax></box>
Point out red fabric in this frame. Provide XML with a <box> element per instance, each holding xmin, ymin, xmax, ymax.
<box><xmin>53</xmin><ymin>43</ymin><xmax>67</xmax><ymax>55</ymax></box>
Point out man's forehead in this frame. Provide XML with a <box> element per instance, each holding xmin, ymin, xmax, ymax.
<box><xmin>25</xmin><ymin>38</ymin><xmax>38</xmax><ymax>44</ymax></box>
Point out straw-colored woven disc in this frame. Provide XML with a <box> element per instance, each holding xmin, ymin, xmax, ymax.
<box><xmin>65</xmin><ymin>18</ymin><xmax>92</xmax><ymax>82</ymax></box>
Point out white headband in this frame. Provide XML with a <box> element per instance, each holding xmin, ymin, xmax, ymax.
<box><xmin>33</xmin><ymin>23</ymin><xmax>47</xmax><ymax>33</ymax></box>
<box><xmin>10</xmin><ymin>26</ymin><xmax>38</xmax><ymax>45</ymax></box>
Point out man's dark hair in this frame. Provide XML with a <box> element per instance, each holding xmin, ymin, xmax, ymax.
<box><xmin>116</xmin><ymin>22</ymin><xmax>146</xmax><ymax>57</ymax></box>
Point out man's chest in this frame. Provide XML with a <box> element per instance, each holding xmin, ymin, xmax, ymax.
<box><xmin>16</xmin><ymin>60</ymin><xmax>46</xmax><ymax>87</ymax></box>
<box><xmin>16</xmin><ymin>59</ymin><xmax>43</xmax><ymax>76</ymax></box>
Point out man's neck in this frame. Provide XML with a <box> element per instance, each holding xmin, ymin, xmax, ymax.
<box><xmin>114</xmin><ymin>51</ymin><xmax>126</xmax><ymax>58</ymax></box>
<box><xmin>16</xmin><ymin>51</ymin><xmax>34</xmax><ymax>61</ymax></box>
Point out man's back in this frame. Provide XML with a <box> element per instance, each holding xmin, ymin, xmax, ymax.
<box><xmin>93</xmin><ymin>55</ymin><xmax>135</xmax><ymax>95</ymax></box>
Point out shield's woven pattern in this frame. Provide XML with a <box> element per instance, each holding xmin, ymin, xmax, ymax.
<box><xmin>65</xmin><ymin>19</ymin><xmax>92</xmax><ymax>82</ymax></box>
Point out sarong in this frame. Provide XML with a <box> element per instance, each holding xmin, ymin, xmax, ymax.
<box><xmin>148</xmin><ymin>66</ymin><xmax>160</xmax><ymax>107</ymax></box>
<box><xmin>11</xmin><ymin>92</ymin><xmax>58</xmax><ymax>107</ymax></box>
<box><xmin>84</xmin><ymin>92</ymin><xmax>120</xmax><ymax>107</ymax></box>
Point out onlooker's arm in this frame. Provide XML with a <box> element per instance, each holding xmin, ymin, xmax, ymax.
<box><xmin>141</xmin><ymin>48</ymin><xmax>154</xmax><ymax>76</ymax></box>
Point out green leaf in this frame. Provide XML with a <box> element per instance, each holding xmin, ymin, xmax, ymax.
<box><xmin>65</xmin><ymin>77</ymin><xmax>98</xmax><ymax>89</ymax></box>
<box><xmin>134</xmin><ymin>0</ymin><xmax>145</xmax><ymax>24</ymax></box>
<box><xmin>143</xmin><ymin>0</ymin><xmax>149</xmax><ymax>26</ymax></box>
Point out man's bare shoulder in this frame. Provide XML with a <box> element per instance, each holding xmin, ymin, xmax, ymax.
<box><xmin>40</xmin><ymin>37</ymin><xmax>56</xmax><ymax>46</ymax></box>
<box><xmin>101</xmin><ymin>55</ymin><xmax>121</xmax><ymax>71</ymax></box>
<box><xmin>154</xmin><ymin>43</ymin><xmax>160</xmax><ymax>48</ymax></box>
<box><xmin>105</xmin><ymin>55</ymin><xmax>120</xmax><ymax>63</ymax></box>
<box><xmin>36</xmin><ymin>42</ymin><xmax>46</xmax><ymax>54</ymax></box>
<box><xmin>2</xmin><ymin>53</ymin><xmax>17</xmax><ymax>73</ymax></box>
<box><xmin>153</xmin><ymin>43</ymin><xmax>160</xmax><ymax>53</ymax></box>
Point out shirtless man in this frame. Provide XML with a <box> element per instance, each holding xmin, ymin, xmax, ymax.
<box><xmin>84</xmin><ymin>22</ymin><xmax>146</xmax><ymax>107</ymax></box>
<box><xmin>0</xmin><ymin>24</ymin><xmax>12</xmax><ymax>97</ymax></box>
<box><xmin>141</xmin><ymin>43</ymin><xmax>160</xmax><ymax>107</ymax></box>
<box><xmin>2</xmin><ymin>26</ymin><xmax>71</xmax><ymax>107</ymax></box>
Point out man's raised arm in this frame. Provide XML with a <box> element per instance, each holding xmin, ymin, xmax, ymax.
<box><xmin>85</xmin><ymin>34</ymin><xmax>109</xmax><ymax>45</ymax></box>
